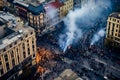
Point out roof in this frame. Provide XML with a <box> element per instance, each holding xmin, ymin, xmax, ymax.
<box><xmin>7</xmin><ymin>0</ymin><xmax>14</xmax><ymax>3</ymax></box>
<box><xmin>49</xmin><ymin>0</ymin><xmax>63</xmax><ymax>8</ymax></box>
<box><xmin>28</xmin><ymin>4</ymin><xmax>45</xmax><ymax>15</ymax></box>
<box><xmin>13</xmin><ymin>0</ymin><xmax>45</xmax><ymax>7</ymax></box>
<box><xmin>0</xmin><ymin>11</ymin><xmax>16</xmax><ymax>22</ymax></box>
<box><xmin>45</xmin><ymin>0</ymin><xmax>64</xmax><ymax>10</ymax></box>
<box><xmin>109</xmin><ymin>13</ymin><xmax>120</xmax><ymax>19</ymax></box>
<box><xmin>54</xmin><ymin>69</ymin><xmax>83</xmax><ymax>80</ymax></box>
<box><xmin>14</xmin><ymin>1</ymin><xmax>29</xmax><ymax>8</ymax></box>
<box><xmin>0</xmin><ymin>11</ymin><xmax>34</xmax><ymax>51</ymax></box>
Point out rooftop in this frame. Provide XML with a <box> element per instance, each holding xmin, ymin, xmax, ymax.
<box><xmin>0</xmin><ymin>11</ymin><xmax>34</xmax><ymax>51</ymax></box>
<box><xmin>54</xmin><ymin>69</ymin><xmax>83</xmax><ymax>80</ymax></box>
<box><xmin>44</xmin><ymin>0</ymin><xmax>64</xmax><ymax>14</ymax></box>
<box><xmin>12</xmin><ymin>0</ymin><xmax>64</xmax><ymax>15</ymax></box>
<box><xmin>28</xmin><ymin>4</ymin><xmax>45</xmax><ymax>15</ymax></box>
<box><xmin>14</xmin><ymin>0</ymin><xmax>45</xmax><ymax>7</ymax></box>
<box><xmin>45</xmin><ymin>0</ymin><xmax>63</xmax><ymax>9</ymax></box>
<box><xmin>109</xmin><ymin>12</ymin><xmax>120</xmax><ymax>19</ymax></box>
<box><xmin>13</xmin><ymin>0</ymin><xmax>45</xmax><ymax>15</ymax></box>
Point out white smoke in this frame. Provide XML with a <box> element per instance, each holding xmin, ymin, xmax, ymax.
<box><xmin>90</xmin><ymin>28</ymin><xmax>106</xmax><ymax>45</ymax></box>
<box><xmin>45</xmin><ymin>4</ymin><xmax>58</xmax><ymax>20</ymax></box>
<box><xmin>59</xmin><ymin>0</ymin><xmax>111</xmax><ymax>52</ymax></box>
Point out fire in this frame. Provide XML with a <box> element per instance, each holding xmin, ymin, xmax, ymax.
<box><xmin>37</xmin><ymin>66</ymin><xmax>45</xmax><ymax>73</ymax></box>
<box><xmin>36</xmin><ymin>47</ymin><xmax>53</xmax><ymax>74</ymax></box>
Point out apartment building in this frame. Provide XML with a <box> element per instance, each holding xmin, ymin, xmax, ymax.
<box><xmin>0</xmin><ymin>11</ymin><xmax>36</xmax><ymax>80</ymax></box>
<box><xmin>106</xmin><ymin>13</ymin><xmax>120</xmax><ymax>47</ymax></box>
<box><xmin>60</xmin><ymin>0</ymin><xmax>73</xmax><ymax>18</ymax></box>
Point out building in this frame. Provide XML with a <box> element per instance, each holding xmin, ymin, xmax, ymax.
<box><xmin>54</xmin><ymin>69</ymin><xmax>83</xmax><ymax>80</ymax></box>
<box><xmin>5</xmin><ymin>0</ymin><xmax>74</xmax><ymax>36</ymax></box>
<box><xmin>27</xmin><ymin>4</ymin><xmax>45</xmax><ymax>35</ymax></box>
<box><xmin>106</xmin><ymin>13</ymin><xmax>120</xmax><ymax>48</ymax></box>
<box><xmin>0</xmin><ymin>11</ymin><xmax>36</xmax><ymax>80</ymax></box>
<box><xmin>60</xmin><ymin>0</ymin><xmax>73</xmax><ymax>18</ymax></box>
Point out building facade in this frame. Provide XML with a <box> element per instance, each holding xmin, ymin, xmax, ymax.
<box><xmin>106</xmin><ymin>13</ymin><xmax>120</xmax><ymax>47</ymax></box>
<box><xmin>60</xmin><ymin>0</ymin><xmax>73</xmax><ymax>18</ymax></box>
<box><xmin>0</xmin><ymin>11</ymin><xmax>36</xmax><ymax>80</ymax></box>
<box><xmin>27</xmin><ymin>4</ymin><xmax>45</xmax><ymax>35</ymax></box>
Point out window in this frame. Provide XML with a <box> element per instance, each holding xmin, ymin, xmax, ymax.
<box><xmin>10</xmin><ymin>52</ymin><xmax>14</xmax><ymax>58</ymax></box>
<box><xmin>113</xmin><ymin>18</ymin><xmax>115</xmax><ymax>21</ymax></box>
<box><xmin>0</xmin><ymin>69</ymin><xmax>4</xmax><ymax>75</ymax></box>
<box><xmin>33</xmin><ymin>54</ymin><xmax>35</xmax><ymax>58</ymax></box>
<box><xmin>23</xmin><ymin>43</ymin><xmax>25</xmax><ymax>50</ymax></box>
<box><xmin>0</xmin><ymin>61</ymin><xmax>1</xmax><ymax>65</ymax></box>
<box><xmin>28</xmin><ymin>48</ymin><xmax>30</xmax><ymax>55</ymax></box>
<box><xmin>23</xmin><ymin>52</ymin><xmax>26</xmax><ymax>58</ymax></box>
<box><xmin>30</xmin><ymin>32</ymin><xmax>33</xmax><ymax>35</ymax></box>
<box><xmin>4</xmin><ymin>54</ymin><xmax>8</xmax><ymax>62</ymax></box>
<box><xmin>115</xmin><ymin>33</ymin><xmax>117</xmax><ymax>36</ymax></box>
<box><xmin>17</xmin><ymin>56</ymin><xmax>19</xmax><ymax>63</ymax></box>
<box><xmin>116</xmin><ymin>25</ymin><xmax>118</xmax><ymax>28</ymax></box>
<box><xmin>21</xmin><ymin>38</ymin><xmax>23</xmax><ymax>41</ymax></box>
<box><xmin>6</xmin><ymin>62</ymin><xmax>10</xmax><ymax>71</ymax></box>
<box><xmin>27</xmin><ymin>40</ymin><xmax>29</xmax><ymax>42</ymax></box>
<box><xmin>10</xmin><ymin>44</ymin><xmax>12</xmax><ymax>48</ymax></box>
<box><xmin>12</xmin><ymin>59</ymin><xmax>15</xmax><ymax>66</ymax></box>
<box><xmin>117</xmin><ymin>20</ymin><xmax>119</xmax><ymax>23</ymax></box>
<box><xmin>112</xmin><ymin>23</ymin><xmax>115</xmax><ymax>28</ymax></box>
<box><xmin>14</xmin><ymin>41</ymin><xmax>17</xmax><ymax>45</ymax></box>
<box><xmin>3</xmin><ymin>48</ymin><xmax>6</xmax><ymax>52</ymax></box>
<box><xmin>32</xmin><ymin>45</ymin><xmax>34</xmax><ymax>49</ymax></box>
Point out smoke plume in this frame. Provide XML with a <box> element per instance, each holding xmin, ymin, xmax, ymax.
<box><xmin>45</xmin><ymin>5</ymin><xmax>57</xmax><ymax>19</ymax></box>
<box><xmin>90</xmin><ymin>28</ymin><xmax>105</xmax><ymax>45</ymax></box>
<box><xmin>59</xmin><ymin>0</ymin><xmax>111</xmax><ymax>52</ymax></box>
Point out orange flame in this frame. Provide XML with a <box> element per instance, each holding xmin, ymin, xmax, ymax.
<box><xmin>36</xmin><ymin>47</ymin><xmax>53</xmax><ymax>74</ymax></box>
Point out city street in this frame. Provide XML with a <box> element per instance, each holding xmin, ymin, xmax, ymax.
<box><xmin>34</xmin><ymin>25</ymin><xmax>120</xmax><ymax>80</ymax></box>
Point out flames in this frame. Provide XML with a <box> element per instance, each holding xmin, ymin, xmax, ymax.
<box><xmin>36</xmin><ymin>47</ymin><xmax>53</xmax><ymax>74</ymax></box>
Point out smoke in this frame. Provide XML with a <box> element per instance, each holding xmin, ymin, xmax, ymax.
<box><xmin>90</xmin><ymin>28</ymin><xmax>106</xmax><ymax>45</ymax></box>
<box><xmin>45</xmin><ymin>4</ymin><xmax>58</xmax><ymax>20</ymax></box>
<box><xmin>59</xmin><ymin>0</ymin><xmax>111</xmax><ymax>52</ymax></box>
